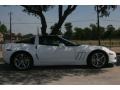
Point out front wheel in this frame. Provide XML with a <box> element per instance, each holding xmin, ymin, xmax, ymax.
<box><xmin>11</xmin><ymin>52</ymin><xmax>33</xmax><ymax>70</ymax></box>
<box><xmin>88</xmin><ymin>51</ymin><xmax>108</xmax><ymax>68</ymax></box>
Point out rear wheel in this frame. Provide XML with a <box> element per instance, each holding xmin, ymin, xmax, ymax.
<box><xmin>88</xmin><ymin>51</ymin><xmax>108</xmax><ymax>68</ymax></box>
<box><xmin>11</xmin><ymin>52</ymin><xmax>33</xmax><ymax>70</ymax></box>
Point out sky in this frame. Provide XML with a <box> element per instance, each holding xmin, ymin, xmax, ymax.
<box><xmin>0</xmin><ymin>5</ymin><xmax>120</xmax><ymax>35</ymax></box>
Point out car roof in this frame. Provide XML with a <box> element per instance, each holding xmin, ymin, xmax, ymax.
<box><xmin>39</xmin><ymin>35</ymin><xmax>62</xmax><ymax>38</ymax></box>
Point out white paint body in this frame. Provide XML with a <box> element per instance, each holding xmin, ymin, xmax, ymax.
<box><xmin>2</xmin><ymin>36</ymin><xmax>117</xmax><ymax>66</ymax></box>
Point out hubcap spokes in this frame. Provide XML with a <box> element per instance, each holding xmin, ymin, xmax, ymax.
<box><xmin>92</xmin><ymin>53</ymin><xmax>106</xmax><ymax>68</ymax></box>
<box><xmin>14</xmin><ymin>54</ymin><xmax>30</xmax><ymax>69</ymax></box>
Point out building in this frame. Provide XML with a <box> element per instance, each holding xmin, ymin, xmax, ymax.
<box><xmin>4</xmin><ymin>32</ymin><xmax>22</xmax><ymax>43</ymax></box>
<box><xmin>0</xmin><ymin>32</ymin><xmax>4</xmax><ymax>43</ymax></box>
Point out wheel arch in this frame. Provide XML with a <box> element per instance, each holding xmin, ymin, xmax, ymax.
<box><xmin>10</xmin><ymin>50</ymin><xmax>33</xmax><ymax>65</ymax></box>
<box><xmin>87</xmin><ymin>49</ymin><xmax>109</xmax><ymax>65</ymax></box>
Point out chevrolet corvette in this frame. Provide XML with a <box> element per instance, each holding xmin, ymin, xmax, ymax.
<box><xmin>2</xmin><ymin>35</ymin><xmax>117</xmax><ymax>70</ymax></box>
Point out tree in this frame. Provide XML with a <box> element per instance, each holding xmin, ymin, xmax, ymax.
<box><xmin>94</xmin><ymin>5</ymin><xmax>117</xmax><ymax>45</ymax></box>
<box><xmin>74</xmin><ymin>27</ymin><xmax>83</xmax><ymax>40</ymax></box>
<box><xmin>105</xmin><ymin>25</ymin><xmax>115</xmax><ymax>47</ymax></box>
<box><xmin>22</xmin><ymin>5</ymin><xmax>53</xmax><ymax>35</ymax></box>
<box><xmin>50</xmin><ymin>23</ymin><xmax>62</xmax><ymax>35</ymax></box>
<box><xmin>99</xmin><ymin>26</ymin><xmax>105</xmax><ymax>39</ymax></box>
<box><xmin>115</xmin><ymin>28</ymin><xmax>120</xmax><ymax>39</ymax></box>
<box><xmin>22</xmin><ymin>5</ymin><xmax>77</xmax><ymax>36</ymax></box>
<box><xmin>90</xmin><ymin>24</ymin><xmax>105</xmax><ymax>40</ymax></box>
<box><xmin>89</xmin><ymin>24</ymin><xmax>98</xmax><ymax>40</ymax></box>
<box><xmin>106</xmin><ymin>25</ymin><xmax>115</xmax><ymax>38</ymax></box>
<box><xmin>83</xmin><ymin>27</ymin><xmax>92</xmax><ymax>40</ymax></box>
<box><xmin>0</xmin><ymin>23</ymin><xmax>7</xmax><ymax>34</ymax></box>
<box><xmin>64</xmin><ymin>22</ymin><xmax>73</xmax><ymax>39</ymax></box>
<box><xmin>0</xmin><ymin>23</ymin><xmax>8</xmax><ymax>42</ymax></box>
<box><xmin>52</xmin><ymin>5</ymin><xmax>77</xmax><ymax>33</ymax></box>
<box><xmin>17</xmin><ymin>33</ymin><xmax>22</xmax><ymax>40</ymax></box>
<box><xmin>23</xmin><ymin>33</ymin><xmax>34</xmax><ymax>39</ymax></box>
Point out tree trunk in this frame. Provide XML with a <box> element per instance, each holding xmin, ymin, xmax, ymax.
<box><xmin>59</xmin><ymin>5</ymin><xmax>62</xmax><ymax>21</ymax></box>
<box><xmin>56</xmin><ymin>15</ymin><xmax>67</xmax><ymax>30</ymax></box>
<box><xmin>53</xmin><ymin>5</ymin><xmax>77</xmax><ymax>33</ymax></box>
<box><xmin>96</xmin><ymin>6</ymin><xmax>101</xmax><ymax>45</ymax></box>
<box><xmin>39</xmin><ymin>12</ymin><xmax>47</xmax><ymax>36</ymax></box>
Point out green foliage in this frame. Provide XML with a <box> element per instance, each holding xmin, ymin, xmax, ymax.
<box><xmin>83</xmin><ymin>27</ymin><xmax>92</xmax><ymax>40</ymax></box>
<box><xmin>22</xmin><ymin>34</ymin><xmax>34</xmax><ymax>39</ymax></box>
<box><xmin>22</xmin><ymin>5</ymin><xmax>54</xmax><ymax>35</ymax></box>
<box><xmin>50</xmin><ymin>5</ymin><xmax>77</xmax><ymax>34</ymax></box>
<box><xmin>22</xmin><ymin>5</ymin><xmax>77</xmax><ymax>35</ymax></box>
<box><xmin>95</xmin><ymin>5</ymin><xmax>117</xmax><ymax>17</ymax></box>
<box><xmin>62</xmin><ymin>22</ymin><xmax>120</xmax><ymax>40</ymax></box>
<box><xmin>94</xmin><ymin>5</ymin><xmax>117</xmax><ymax>45</ymax></box>
<box><xmin>89</xmin><ymin>24</ymin><xmax>98</xmax><ymax>40</ymax></box>
<box><xmin>22</xmin><ymin>5</ymin><xmax>53</xmax><ymax>17</ymax></box>
<box><xmin>0</xmin><ymin>23</ymin><xmax>7</xmax><ymax>34</ymax></box>
<box><xmin>50</xmin><ymin>23</ymin><xmax>62</xmax><ymax>35</ymax></box>
<box><xmin>64</xmin><ymin>22</ymin><xmax>72</xmax><ymax>31</ymax></box>
<box><xmin>104</xmin><ymin>25</ymin><xmax>115</xmax><ymax>39</ymax></box>
<box><xmin>64</xmin><ymin>22</ymin><xmax>73</xmax><ymax>39</ymax></box>
<box><xmin>74</xmin><ymin>27</ymin><xmax>83</xmax><ymax>40</ymax></box>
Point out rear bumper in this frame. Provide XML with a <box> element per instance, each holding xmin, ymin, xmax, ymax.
<box><xmin>3</xmin><ymin>50</ymin><xmax>12</xmax><ymax>64</ymax></box>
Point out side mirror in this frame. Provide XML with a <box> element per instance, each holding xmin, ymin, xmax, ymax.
<box><xmin>59</xmin><ymin>43</ymin><xmax>65</xmax><ymax>48</ymax></box>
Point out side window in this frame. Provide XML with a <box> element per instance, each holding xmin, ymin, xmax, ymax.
<box><xmin>29</xmin><ymin>37</ymin><xmax>35</xmax><ymax>44</ymax></box>
<box><xmin>39</xmin><ymin>37</ymin><xmax>46</xmax><ymax>45</ymax></box>
<box><xmin>16</xmin><ymin>37</ymin><xmax>35</xmax><ymax>44</ymax></box>
<box><xmin>48</xmin><ymin>37</ymin><xmax>60</xmax><ymax>46</ymax></box>
<box><xmin>39</xmin><ymin>36</ymin><xmax>60</xmax><ymax>46</ymax></box>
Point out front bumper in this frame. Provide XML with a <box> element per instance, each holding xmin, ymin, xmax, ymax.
<box><xmin>108</xmin><ymin>51</ymin><xmax>117</xmax><ymax>64</ymax></box>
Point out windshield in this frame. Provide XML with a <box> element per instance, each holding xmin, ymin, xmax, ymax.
<box><xmin>59</xmin><ymin>36</ymin><xmax>79</xmax><ymax>46</ymax></box>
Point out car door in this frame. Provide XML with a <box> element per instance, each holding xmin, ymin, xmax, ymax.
<box><xmin>37</xmin><ymin>36</ymin><xmax>75</xmax><ymax>65</ymax></box>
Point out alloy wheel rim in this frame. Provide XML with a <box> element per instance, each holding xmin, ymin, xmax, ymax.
<box><xmin>91</xmin><ymin>52</ymin><xmax>106</xmax><ymax>68</ymax></box>
<box><xmin>14</xmin><ymin>53</ymin><xmax>31</xmax><ymax>70</ymax></box>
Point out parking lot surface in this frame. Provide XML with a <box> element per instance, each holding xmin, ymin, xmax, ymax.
<box><xmin>0</xmin><ymin>52</ymin><xmax>120</xmax><ymax>85</ymax></box>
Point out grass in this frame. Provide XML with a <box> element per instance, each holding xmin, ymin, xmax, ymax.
<box><xmin>72</xmin><ymin>39</ymin><xmax>120</xmax><ymax>47</ymax></box>
<box><xmin>72</xmin><ymin>39</ymin><xmax>120</xmax><ymax>53</ymax></box>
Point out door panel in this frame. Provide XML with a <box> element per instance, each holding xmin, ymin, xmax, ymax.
<box><xmin>37</xmin><ymin>45</ymin><xmax>75</xmax><ymax>65</ymax></box>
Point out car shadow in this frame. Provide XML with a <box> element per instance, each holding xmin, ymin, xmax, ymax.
<box><xmin>0</xmin><ymin>63</ymin><xmax>109</xmax><ymax>85</ymax></box>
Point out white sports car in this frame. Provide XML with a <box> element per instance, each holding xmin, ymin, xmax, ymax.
<box><xmin>2</xmin><ymin>35</ymin><xmax>117</xmax><ymax>70</ymax></box>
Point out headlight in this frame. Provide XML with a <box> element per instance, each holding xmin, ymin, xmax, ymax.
<box><xmin>108</xmin><ymin>50</ymin><xmax>116</xmax><ymax>56</ymax></box>
<box><xmin>108</xmin><ymin>52</ymin><xmax>114</xmax><ymax>55</ymax></box>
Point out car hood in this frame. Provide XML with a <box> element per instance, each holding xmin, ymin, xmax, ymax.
<box><xmin>76</xmin><ymin>44</ymin><xmax>111</xmax><ymax>53</ymax></box>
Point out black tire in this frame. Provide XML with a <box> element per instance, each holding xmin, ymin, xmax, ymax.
<box><xmin>11</xmin><ymin>51</ymin><xmax>33</xmax><ymax>70</ymax></box>
<box><xmin>87</xmin><ymin>50</ymin><xmax>108</xmax><ymax>68</ymax></box>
